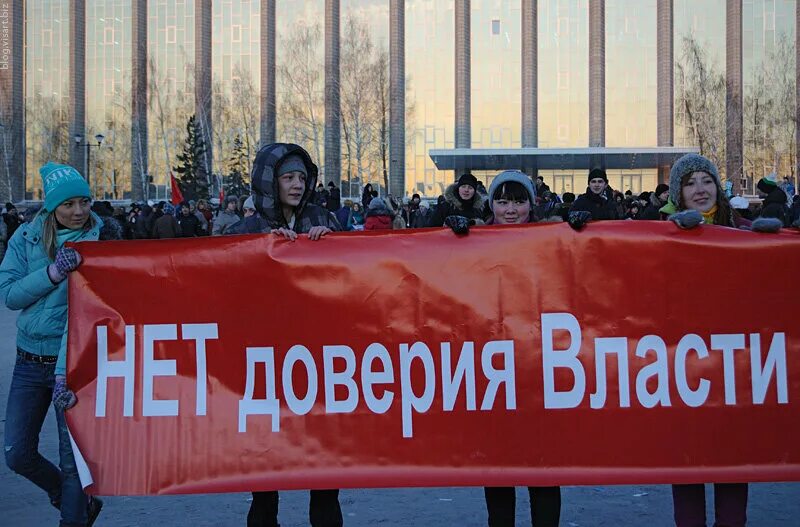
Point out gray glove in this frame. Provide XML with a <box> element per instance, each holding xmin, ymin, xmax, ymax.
<box><xmin>751</xmin><ymin>217</ymin><xmax>783</xmax><ymax>233</ymax></box>
<box><xmin>791</xmin><ymin>218</ymin><xmax>800</xmax><ymax>229</ymax></box>
<box><xmin>668</xmin><ymin>210</ymin><xmax>703</xmax><ymax>230</ymax></box>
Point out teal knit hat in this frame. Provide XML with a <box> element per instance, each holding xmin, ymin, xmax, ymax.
<box><xmin>39</xmin><ymin>162</ymin><xmax>91</xmax><ymax>212</ymax></box>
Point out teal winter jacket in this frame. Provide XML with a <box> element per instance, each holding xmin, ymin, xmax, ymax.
<box><xmin>0</xmin><ymin>212</ymin><xmax>103</xmax><ymax>375</ymax></box>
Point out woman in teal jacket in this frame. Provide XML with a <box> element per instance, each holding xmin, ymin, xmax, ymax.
<box><xmin>0</xmin><ymin>162</ymin><xmax>106</xmax><ymax>527</ymax></box>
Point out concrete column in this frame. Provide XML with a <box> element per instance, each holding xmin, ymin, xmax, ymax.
<box><xmin>131</xmin><ymin>0</ymin><xmax>148</xmax><ymax>200</ymax></box>
<box><xmin>656</xmin><ymin>0</ymin><xmax>673</xmax><ymax>184</ymax></box>
<box><xmin>726</xmin><ymin>0</ymin><xmax>743</xmax><ymax>194</ymax></box>
<box><xmin>455</xmin><ymin>0</ymin><xmax>471</xmax><ymax>149</ymax></box>
<box><xmin>69</xmin><ymin>0</ymin><xmax>87</xmax><ymax>177</ymax></box>
<box><xmin>260</xmin><ymin>0</ymin><xmax>276</xmax><ymax>146</ymax></box>
<box><xmin>324</xmin><ymin>0</ymin><xmax>341</xmax><ymax>185</ymax></box>
<box><xmin>0</xmin><ymin>0</ymin><xmax>25</xmax><ymax>201</ymax></box>
<box><xmin>521</xmin><ymin>0</ymin><xmax>538</xmax><ymax>178</ymax></box>
<box><xmin>588</xmin><ymin>0</ymin><xmax>605</xmax><ymax>148</ymax></box>
<box><xmin>521</xmin><ymin>0</ymin><xmax>537</xmax><ymax>148</ymax></box>
<box><xmin>795</xmin><ymin>0</ymin><xmax>800</xmax><ymax>185</ymax></box>
<box><xmin>195</xmin><ymin>0</ymin><xmax>213</xmax><ymax>184</ymax></box>
<box><xmin>389</xmin><ymin>0</ymin><xmax>405</xmax><ymax>197</ymax></box>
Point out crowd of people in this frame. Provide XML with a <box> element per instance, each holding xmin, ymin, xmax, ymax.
<box><xmin>1</xmin><ymin>144</ymin><xmax>799</xmax><ymax>527</ymax></box>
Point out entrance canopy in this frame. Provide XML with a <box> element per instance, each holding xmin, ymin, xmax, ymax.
<box><xmin>429</xmin><ymin>147</ymin><xmax>700</xmax><ymax>171</ymax></box>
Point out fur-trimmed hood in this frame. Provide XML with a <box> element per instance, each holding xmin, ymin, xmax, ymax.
<box><xmin>444</xmin><ymin>182</ymin><xmax>486</xmax><ymax>212</ymax></box>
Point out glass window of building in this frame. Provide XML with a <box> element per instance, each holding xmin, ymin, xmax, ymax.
<box><xmin>340</xmin><ymin>0</ymin><xmax>389</xmax><ymax>199</ymax></box>
<box><xmin>275</xmin><ymin>1</ymin><xmax>325</xmax><ymax>180</ymax></box>
<box><xmin>86</xmin><ymin>0</ymin><xmax>133</xmax><ymax>199</ymax></box>
<box><xmin>606</xmin><ymin>0</ymin><xmax>657</xmax><ymax>193</ymax></box>
<box><xmin>406</xmin><ymin>0</ymin><xmax>455</xmax><ymax>197</ymax></box>
<box><xmin>148</xmin><ymin>0</ymin><xmax>196</xmax><ymax>198</ymax></box>
<box><xmin>213</xmin><ymin>0</ymin><xmax>261</xmax><ymax>182</ymax></box>
<box><xmin>538</xmin><ymin>0</ymin><xmax>589</xmax><ymax>195</ymax></box>
<box><xmin>471</xmin><ymin>0</ymin><xmax>522</xmax><ymax>151</ymax></box>
<box><xmin>25</xmin><ymin>0</ymin><xmax>71</xmax><ymax>199</ymax></box>
<box><xmin>742</xmin><ymin>0</ymin><xmax>795</xmax><ymax>188</ymax></box>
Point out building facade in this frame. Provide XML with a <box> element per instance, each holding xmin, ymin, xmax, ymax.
<box><xmin>5</xmin><ymin>0</ymin><xmax>797</xmax><ymax>201</ymax></box>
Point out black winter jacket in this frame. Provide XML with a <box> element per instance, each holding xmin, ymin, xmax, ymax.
<box><xmin>760</xmin><ymin>188</ymin><xmax>790</xmax><ymax>226</ymax></box>
<box><xmin>571</xmin><ymin>188</ymin><xmax>619</xmax><ymax>221</ymax></box>
<box><xmin>427</xmin><ymin>183</ymin><xmax>487</xmax><ymax>227</ymax></box>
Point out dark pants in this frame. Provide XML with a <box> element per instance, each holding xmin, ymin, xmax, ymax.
<box><xmin>672</xmin><ymin>484</ymin><xmax>748</xmax><ymax>527</ymax></box>
<box><xmin>484</xmin><ymin>486</ymin><xmax>561</xmax><ymax>527</ymax></box>
<box><xmin>4</xmin><ymin>354</ymin><xmax>89</xmax><ymax>526</ymax></box>
<box><xmin>248</xmin><ymin>489</ymin><xmax>342</xmax><ymax>527</ymax></box>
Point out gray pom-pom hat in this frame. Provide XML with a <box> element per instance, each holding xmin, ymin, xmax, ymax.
<box><xmin>669</xmin><ymin>153</ymin><xmax>721</xmax><ymax>207</ymax></box>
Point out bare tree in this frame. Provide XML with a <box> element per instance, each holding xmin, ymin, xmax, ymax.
<box><xmin>341</xmin><ymin>14</ymin><xmax>378</xmax><ymax>189</ymax></box>
<box><xmin>675</xmin><ymin>34</ymin><xmax>727</xmax><ymax>173</ymax></box>
<box><xmin>231</xmin><ymin>63</ymin><xmax>259</xmax><ymax>173</ymax></box>
<box><xmin>277</xmin><ymin>22</ymin><xmax>325</xmax><ymax>166</ymax></box>
<box><xmin>148</xmin><ymin>52</ymin><xmax>194</xmax><ymax>194</ymax></box>
<box><xmin>212</xmin><ymin>76</ymin><xmax>234</xmax><ymax>179</ymax></box>
<box><xmin>760</xmin><ymin>32</ymin><xmax>796</xmax><ymax>178</ymax></box>
<box><xmin>372</xmin><ymin>45</ymin><xmax>389</xmax><ymax>192</ymax></box>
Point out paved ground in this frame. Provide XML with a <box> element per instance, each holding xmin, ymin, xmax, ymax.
<box><xmin>0</xmin><ymin>305</ymin><xmax>797</xmax><ymax>526</ymax></box>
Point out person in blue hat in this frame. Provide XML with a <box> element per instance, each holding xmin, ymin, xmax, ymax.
<box><xmin>0</xmin><ymin>162</ymin><xmax>116</xmax><ymax>527</ymax></box>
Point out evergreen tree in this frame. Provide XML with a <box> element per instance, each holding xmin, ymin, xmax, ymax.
<box><xmin>173</xmin><ymin>115</ymin><xmax>209</xmax><ymax>201</ymax></box>
<box><xmin>225</xmin><ymin>134</ymin><xmax>250</xmax><ymax>198</ymax></box>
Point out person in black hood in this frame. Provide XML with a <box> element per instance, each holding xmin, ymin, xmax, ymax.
<box><xmin>326</xmin><ymin>181</ymin><xmax>341</xmax><ymax>212</ymax></box>
<box><xmin>756</xmin><ymin>176</ymin><xmax>790</xmax><ymax>226</ymax></box>
<box><xmin>250</xmin><ymin>143</ymin><xmax>341</xmax><ymax>240</ymax></box>
<box><xmin>247</xmin><ymin>145</ymin><xmax>342</xmax><ymax>527</ymax></box>
<box><xmin>427</xmin><ymin>172</ymin><xmax>487</xmax><ymax>227</ymax></box>
<box><xmin>570</xmin><ymin>168</ymin><xmax>619</xmax><ymax>221</ymax></box>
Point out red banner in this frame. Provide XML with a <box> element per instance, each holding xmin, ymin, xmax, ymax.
<box><xmin>66</xmin><ymin>222</ymin><xmax>800</xmax><ymax>496</ymax></box>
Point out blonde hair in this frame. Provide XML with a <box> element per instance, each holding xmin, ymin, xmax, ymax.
<box><xmin>36</xmin><ymin>209</ymin><xmax>96</xmax><ymax>260</ymax></box>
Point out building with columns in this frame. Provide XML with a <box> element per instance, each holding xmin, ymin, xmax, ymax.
<box><xmin>1</xmin><ymin>0</ymin><xmax>797</xmax><ymax>202</ymax></box>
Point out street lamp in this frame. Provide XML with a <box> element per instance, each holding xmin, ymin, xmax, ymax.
<box><xmin>74</xmin><ymin>133</ymin><xmax>105</xmax><ymax>195</ymax></box>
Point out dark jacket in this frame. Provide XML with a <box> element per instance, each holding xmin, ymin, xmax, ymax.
<box><xmin>152</xmin><ymin>214</ymin><xmax>180</xmax><ymax>239</ymax></box>
<box><xmin>177</xmin><ymin>213</ymin><xmax>204</xmax><ymax>237</ymax></box>
<box><xmin>427</xmin><ymin>183</ymin><xmax>487</xmax><ymax>227</ymax></box>
<box><xmin>790</xmin><ymin>199</ymin><xmax>800</xmax><ymax>224</ymax></box>
<box><xmin>411</xmin><ymin>208</ymin><xmax>432</xmax><ymax>229</ymax></box>
<box><xmin>228</xmin><ymin>213</ymin><xmax>271</xmax><ymax>235</ymax></box>
<box><xmin>251</xmin><ymin>143</ymin><xmax>342</xmax><ymax>233</ymax></box>
<box><xmin>760</xmin><ymin>188</ymin><xmax>790</xmax><ymax>226</ymax></box>
<box><xmin>640</xmin><ymin>193</ymin><xmax>667</xmax><ymax>220</ymax></box>
<box><xmin>3</xmin><ymin>211</ymin><xmax>22</xmax><ymax>239</ymax></box>
<box><xmin>571</xmin><ymin>187</ymin><xmax>620</xmax><ymax>220</ymax></box>
<box><xmin>334</xmin><ymin>206</ymin><xmax>351</xmax><ymax>230</ymax></box>
<box><xmin>144</xmin><ymin>209</ymin><xmax>160</xmax><ymax>237</ymax></box>
<box><xmin>327</xmin><ymin>187</ymin><xmax>341</xmax><ymax>212</ymax></box>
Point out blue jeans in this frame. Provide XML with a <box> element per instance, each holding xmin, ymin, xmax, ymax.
<box><xmin>4</xmin><ymin>353</ymin><xmax>89</xmax><ymax>526</ymax></box>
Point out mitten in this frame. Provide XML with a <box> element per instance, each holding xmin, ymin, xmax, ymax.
<box><xmin>567</xmin><ymin>211</ymin><xmax>592</xmax><ymax>231</ymax></box>
<box><xmin>792</xmin><ymin>218</ymin><xmax>800</xmax><ymax>229</ymax></box>
<box><xmin>668</xmin><ymin>210</ymin><xmax>703</xmax><ymax>230</ymax></box>
<box><xmin>444</xmin><ymin>215</ymin><xmax>472</xmax><ymax>235</ymax></box>
<box><xmin>751</xmin><ymin>217</ymin><xmax>783</xmax><ymax>233</ymax></box>
<box><xmin>55</xmin><ymin>247</ymin><xmax>81</xmax><ymax>274</ymax></box>
<box><xmin>52</xmin><ymin>375</ymin><xmax>77</xmax><ymax>411</ymax></box>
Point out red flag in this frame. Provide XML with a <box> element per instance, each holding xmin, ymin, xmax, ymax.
<box><xmin>170</xmin><ymin>172</ymin><xmax>184</xmax><ymax>206</ymax></box>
